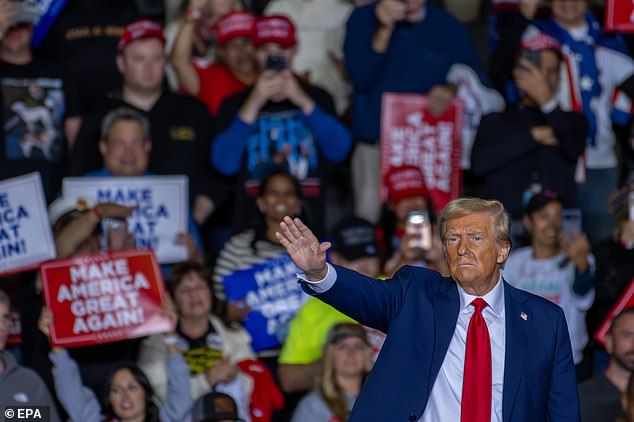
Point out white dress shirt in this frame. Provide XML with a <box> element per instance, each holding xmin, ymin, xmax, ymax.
<box><xmin>300</xmin><ymin>263</ymin><xmax>506</xmax><ymax>422</ymax></box>
<box><xmin>420</xmin><ymin>275</ymin><xmax>506</xmax><ymax>422</ymax></box>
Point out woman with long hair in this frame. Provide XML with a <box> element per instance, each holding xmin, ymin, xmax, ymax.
<box><xmin>291</xmin><ymin>323</ymin><xmax>372</xmax><ymax>422</ymax></box>
<box><xmin>39</xmin><ymin>307</ymin><xmax>191</xmax><ymax>422</ymax></box>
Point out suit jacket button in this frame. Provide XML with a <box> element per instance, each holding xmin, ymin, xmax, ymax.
<box><xmin>409</xmin><ymin>415</ymin><xmax>417</xmax><ymax>421</ymax></box>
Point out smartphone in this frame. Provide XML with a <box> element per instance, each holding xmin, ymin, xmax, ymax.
<box><xmin>100</xmin><ymin>218</ymin><xmax>129</xmax><ymax>251</ymax></box>
<box><xmin>266</xmin><ymin>55</ymin><xmax>286</xmax><ymax>72</ymax></box>
<box><xmin>561</xmin><ymin>208</ymin><xmax>582</xmax><ymax>240</ymax></box>
<box><xmin>405</xmin><ymin>210</ymin><xmax>432</xmax><ymax>250</ymax></box>
<box><xmin>520</xmin><ymin>49</ymin><xmax>541</xmax><ymax>69</ymax></box>
<box><xmin>629</xmin><ymin>191</ymin><xmax>634</xmax><ymax>221</ymax></box>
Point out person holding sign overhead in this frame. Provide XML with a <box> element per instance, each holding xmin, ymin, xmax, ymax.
<box><xmin>39</xmin><ymin>304</ymin><xmax>193</xmax><ymax>422</ymax></box>
<box><xmin>275</xmin><ymin>197</ymin><xmax>579</xmax><ymax>421</ymax></box>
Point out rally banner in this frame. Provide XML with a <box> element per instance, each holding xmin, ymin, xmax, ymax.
<box><xmin>63</xmin><ymin>176</ymin><xmax>188</xmax><ymax>263</ymax></box>
<box><xmin>380</xmin><ymin>93</ymin><xmax>463</xmax><ymax>213</ymax></box>
<box><xmin>223</xmin><ymin>254</ymin><xmax>308</xmax><ymax>352</ymax></box>
<box><xmin>594</xmin><ymin>277</ymin><xmax>634</xmax><ymax>347</ymax></box>
<box><xmin>41</xmin><ymin>250</ymin><xmax>173</xmax><ymax>348</ymax></box>
<box><xmin>0</xmin><ymin>173</ymin><xmax>55</xmax><ymax>274</ymax></box>
<box><xmin>605</xmin><ymin>0</ymin><xmax>634</xmax><ymax>33</ymax></box>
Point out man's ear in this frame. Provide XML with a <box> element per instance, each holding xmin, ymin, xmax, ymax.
<box><xmin>606</xmin><ymin>333</ymin><xmax>614</xmax><ymax>354</ymax></box>
<box><xmin>522</xmin><ymin>215</ymin><xmax>532</xmax><ymax>232</ymax></box>
<box><xmin>98</xmin><ymin>140</ymin><xmax>107</xmax><ymax>157</ymax></box>
<box><xmin>255</xmin><ymin>196</ymin><xmax>266</xmax><ymax>214</ymax></box>
<box><xmin>497</xmin><ymin>241</ymin><xmax>511</xmax><ymax>265</ymax></box>
<box><xmin>116</xmin><ymin>54</ymin><xmax>125</xmax><ymax>74</ymax></box>
<box><xmin>144</xmin><ymin>139</ymin><xmax>152</xmax><ymax>153</ymax></box>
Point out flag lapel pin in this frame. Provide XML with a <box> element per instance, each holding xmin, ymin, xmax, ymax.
<box><xmin>520</xmin><ymin>312</ymin><xmax>528</xmax><ymax>321</ymax></box>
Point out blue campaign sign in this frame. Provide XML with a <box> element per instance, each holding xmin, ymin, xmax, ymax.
<box><xmin>223</xmin><ymin>254</ymin><xmax>308</xmax><ymax>352</ymax></box>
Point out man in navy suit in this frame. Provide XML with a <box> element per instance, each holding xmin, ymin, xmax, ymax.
<box><xmin>276</xmin><ymin>197</ymin><xmax>579</xmax><ymax>421</ymax></box>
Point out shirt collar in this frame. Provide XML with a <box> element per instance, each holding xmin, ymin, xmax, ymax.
<box><xmin>457</xmin><ymin>274</ymin><xmax>505</xmax><ymax>318</ymax></box>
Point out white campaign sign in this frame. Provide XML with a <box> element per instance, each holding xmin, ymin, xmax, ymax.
<box><xmin>0</xmin><ymin>172</ymin><xmax>55</xmax><ymax>273</ymax></box>
<box><xmin>63</xmin><ymin>176</ymin><xmax>188</xmax><ymax>263</ymax></box>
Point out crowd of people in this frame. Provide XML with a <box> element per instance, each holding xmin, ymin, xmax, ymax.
<box><xmin>0</xmin><ymin>0</ymin><xmax>634</xmax><ymax>421</ymax></box>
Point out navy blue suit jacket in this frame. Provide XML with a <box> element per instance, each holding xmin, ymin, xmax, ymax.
<box><xmin>310</xmin><ymin>264</ymin><xmax>580</xmax><ymax>422</ymax></box>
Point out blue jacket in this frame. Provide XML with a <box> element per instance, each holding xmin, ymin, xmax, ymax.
<box><xmin>344</xmin><ymin>3</ymin><xmax>486</xmax><ymax>142</ymax></box>
<box><xmin>310</xmin><ymin>264</ymin><xmax>580</xmax><ymax>422</ymax></box>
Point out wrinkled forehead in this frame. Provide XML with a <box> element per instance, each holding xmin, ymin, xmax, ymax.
<box><xmin>445</xmin><ymin>212</ymin><xmax>495</xmax><ymax>233</ymax></box>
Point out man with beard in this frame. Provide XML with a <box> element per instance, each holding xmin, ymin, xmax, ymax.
<box><xmin>580</xmin><ymin>308</ymin><xmax>634</xmax><ymax>421</ymax></box>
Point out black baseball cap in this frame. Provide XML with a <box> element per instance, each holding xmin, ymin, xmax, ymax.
<box><xmin>524</xmin><ymin>189</ymin><xmax>562</xmax><ymax>216</ymax></box>
<box><xmin>191</xmin><ymin>392</ymin><xmax>244</xmax><ymax>422</ymax></box>
<box><xmin>330</xmin><ymin>216</ymin><xmax>379</xmax><ymax>261</ymax></box>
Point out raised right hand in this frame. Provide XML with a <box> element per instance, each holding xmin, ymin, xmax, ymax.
<box><xmin>276</xmin><ymin>216</ymin><xmax>331</xmax><ymax>280</ymax></box>
<box><xmin>375</xmin><ymin>0</ymin><xmax>406</xmax><ymax>29</ymax></box>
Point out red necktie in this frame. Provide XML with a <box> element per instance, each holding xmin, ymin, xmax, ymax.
<box><xmin>461</xmin><ymin>298</ymin><xmax>492</xmax><ymax>422</ymax></box>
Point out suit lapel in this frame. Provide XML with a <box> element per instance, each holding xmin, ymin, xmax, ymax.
<box><xmin>427</xmin><ymin>279</ymin><xmax>460</xmax><ymax>398</ymax></box>
<box><xmin>502</xmin><ymin>282</ymin><xmax>530</xmax><ymax>422</ymax></box>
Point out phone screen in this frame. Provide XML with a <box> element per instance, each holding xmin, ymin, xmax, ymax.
<box><xmin>561</xmin><ymin>208</ymin><xmax>582</xmax><ymax>240</ymax></box>
<box><xmin>100</xmin><ymin>218</ymin><xmax>129</xmax><ymax>251</ymax></box>
<box><xmin>520</xmin><ymin>49</ymin><xmax>541</xmax><ymax>68</ymax></box>
<box><xmin>405</xmin><ymin>211</ymin><xmax>432</xmax><ymax>250</ymax></box>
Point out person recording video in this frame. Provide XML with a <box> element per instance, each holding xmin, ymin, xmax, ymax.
<box><xmin>212</xmin><ymin>14</ymin><xmax>351</xmax><ymax>239</ymax></box>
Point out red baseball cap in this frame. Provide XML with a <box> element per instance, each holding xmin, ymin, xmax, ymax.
<box><xmin>385</xmin><ymin>165</ymin><xmax>429</xmax><ymax>204</ymax></box>
<box><xmin>118</xmin><ymin>19</ymin><xmax>166</xmax><ymax>52</ymax></box>
<box><xmin>215</xmin><ymin>11</ymin><xmax>256</xmax><ymax>48</ymax></box>
<box><xmin>520</xmin><ymin>31</ymin><xmax>561</xmax><ymax>55</ymax></box>
<box><xmin>254</xmin><ymin>15</ymin><xmax>296</xmax><ymax>48</ymax></box>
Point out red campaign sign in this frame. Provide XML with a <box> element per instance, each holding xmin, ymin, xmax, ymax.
<box><xmin>380</xmin><ymin>93</ymin><xmax>463</xmax><ymax>213</ymax></box>
<box><xmin>605</xmin><ymin>0</ymin><xmax>634</xmax><ymax>33</ymax></box>
<box><xmin>594</xmin><ymin>276</ymin><xmax>634</xmax><ymax>347</ymax></box>
<box><xmin>41</xmin><ymin>250</ymin><xmax>173</xmax><ymax>348</ymax></box>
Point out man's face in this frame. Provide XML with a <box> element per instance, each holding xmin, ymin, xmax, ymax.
<box><xmin>2</xmin><ymin>23</ymin><xmax>32</xmax><ymax>53</ymax></box>
<box><xmin>220</xmin><ymin>37</ymin><xmax>256</xmax><ymax>78</ymax></box>
<box><xmin>525</xmin><ymin>201</ymin><xmax>562</xmax><ymax>249</ymax></box>
<box><xmin>0</xmin><ymin>302</ymin><xmax>9</xmax><ymax>351</ymax></box>
<box><xmin>552</xmin><ymin>0</ymin><xmax>588</xmax><ymax>29</ymax></box>
<box><xmin>444</xmin><ymin>213</ymin><xmax>510</xmax><ymax>294</ymax></box>
<box><xmin>117</xmin><ymin>38</ymin><xmax>166</xmax><ymax>93</ymax></box>
<box><xmin>99</xmin><ymin>120</ymin><xmax>150</xmax><ymax>176</ymax></box>
<box><xmin>607</xmin><ymin>314</ymin><xmax>634</xmax><ymax>372</ymax></box>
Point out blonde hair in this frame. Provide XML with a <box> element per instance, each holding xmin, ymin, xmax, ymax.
<box><xmin>439</xmin><ymin>197</ymin><xmax>512</xmax><ymax>245</ymax></box>
<box><xmin>318</xmin><ymin>324</ymin><xmax>373</xmax><ymax>422</ymax></box>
